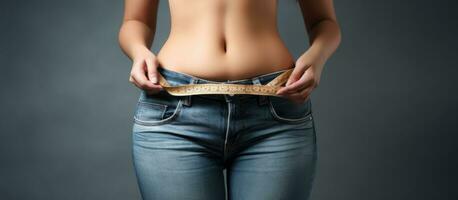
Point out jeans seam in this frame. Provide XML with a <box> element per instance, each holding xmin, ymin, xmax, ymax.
<box><xmin>133</xmin><ymin>99</ymin><xmax>183</xmax><ymax>126</ymax></box>
<box><xmin>267</xmin><ymin>97</ymin><xmax>313</xmax><ymax>123</ymax></box>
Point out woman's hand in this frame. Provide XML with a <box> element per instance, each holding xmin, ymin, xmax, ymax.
<box><xmin>276</xmin><ymin>49</ymin><xmax>326</xmax><ymax>104</ymax></box>
<box><xmin>128</xmin><ymin>46</ymin><xmax>163</xmax><ymax>94</ymax></box>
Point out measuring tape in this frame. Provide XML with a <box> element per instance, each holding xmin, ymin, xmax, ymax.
<box><xmin>156</xmin><ymin>68</ymin><xmax>294</xmax><ymax>97</ymax></box>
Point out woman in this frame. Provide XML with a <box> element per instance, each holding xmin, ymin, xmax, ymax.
<box><xmin>118</xmin><ymin>0</ymin><xmax>341</xmax><ymax>199</ymax></box>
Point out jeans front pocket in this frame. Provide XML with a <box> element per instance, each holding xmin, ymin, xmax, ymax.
<box><xmin>267</xmin><ymin>96</ymin><xmax>313</xmax><ymax>124</ymax></box>
<box><xmin>133</xmin><ymin>90</ymin><xmax>184</xmax><ymax>126</ymax></box>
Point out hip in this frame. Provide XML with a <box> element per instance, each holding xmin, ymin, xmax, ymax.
<box><xmin>131</xmin><ymin>66</ymin><xmax>315</xmax><ymax>128</ymax></box>
<box><xmin>131</xmin><ymin>66</ymin><xmax>317</xmax><ymax>163</ymax></box>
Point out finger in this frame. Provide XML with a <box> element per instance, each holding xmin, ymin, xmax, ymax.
<box><xmin>277</xmin><ymin>65</ymin><xmax>307</xmax><ymax>94</ymax></box>
<box><xmin>145</xmin><ymin>57</ymin><xmax>159</xmax><ymax>84</ymax></box>
<box><xmin>129</xmin><ymin>61</ymin><xmax>143</xmax><ymax>88</ymax></box>
<box><xmin>281</xmin><ymin>87</ymin><xmax>312</xmax><ymax>104</ymax></box>
<box><xmin>277</xmin><ymin>78</ymin><xmax>309</xmax><ymax>95</ymax></box>
<box><xmin>145</xmin><ymin>58</ymin><xmax>164</xmax><ymax>93</ymax></box>
<box><xmin>278</xmin><ymin>71</ymin><xmax>314</xmax><ymax>95</ymax></box>
<box><xmin>286</xmin><ymin>79</ymin><xmax>309</xmax><ymax>94</ymax></box>
<box><xmin>131</xmin><ymin>61</ymin><xmax>156</xmax><ymax>90</ymax></box>
<box><xmin>130</xmin><ymin>73</ymin><xmax>142</xmax><ymax>89</ymax></box>
<box><xmin>285</xmin><ymin>65</ymin><xmax>306</xmax><ymax>87</ymax></box>
<box><xmin>131</xmin><ymin>71</ymin><xmax>163</xmax><ymax>92</ymax></box>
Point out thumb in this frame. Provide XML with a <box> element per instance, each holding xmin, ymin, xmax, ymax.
<box><xmin>145</xmin><ymin>57</ymin><xmax>158</xmax><ymax>84</ymax></box>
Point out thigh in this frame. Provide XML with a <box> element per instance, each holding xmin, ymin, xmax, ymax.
<box><xmin>132</xmin><ymin>127</ymin><xmax>226</xmax><ymax>200</ymax></box>
<box><xmin>227</xmin><ymin>121</ymin><xmax>318</xmax><ymax>200</ymax></box>
<box><xmin>131</xmin><ymin>90</ymin><xmax>227</xmax><ymax>199</ymax></box>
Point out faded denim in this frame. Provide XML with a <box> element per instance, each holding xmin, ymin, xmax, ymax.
<box><xmin>131</xmin><ymin>66</ymin><xmax>318</xmax><ymax>200</ymax></box>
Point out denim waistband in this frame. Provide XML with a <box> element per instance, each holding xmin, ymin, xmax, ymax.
<box><xmin>156</xmin><ymin>64</ymin><xmax>294</xmax><ymax>103</ymax></box>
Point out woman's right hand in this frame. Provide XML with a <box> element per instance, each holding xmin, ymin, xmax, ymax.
<box><xmin>129</xmin><ymin>46</ymin><xmax>163</xmax><ymax>94</ymax></box>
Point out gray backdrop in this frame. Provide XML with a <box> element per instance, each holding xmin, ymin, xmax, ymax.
<box><xmin>1</xmin><ymin>0</ymin><xmax>457</xmax><ymax>200</ymax></box>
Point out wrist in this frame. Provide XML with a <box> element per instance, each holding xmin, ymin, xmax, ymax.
<box><xmin>304</xmin><ymin>44</ymin><xmax>328</xmax><ymax>64</ymax></box>
<box><xmin>130</xmin><ymin>45</ymin><xmax>151</xmax><ymax>61</ymax></box>
<box><xmin>298</xmin><ymin>48</ymin><xmax>323</xmax><ymax>71</ymax></box>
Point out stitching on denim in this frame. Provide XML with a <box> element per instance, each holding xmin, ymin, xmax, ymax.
<box><xmin>133</xmin><ymin>99</ymin><xmax>183</xmax><ymax>126</ymax></box>
<box><xmin>136</xmin><ymin>101</ymin><xmax>167</xmax><ymax>120</ymax></box>
<box><xmin>267</xmin><ymin>97</ymin><xmax>313</xmax><ymax>123</ymax></box>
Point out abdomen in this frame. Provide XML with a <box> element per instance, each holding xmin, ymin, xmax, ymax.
<box><xmin>157</xmin><ymin>0</ymin><xmax>295</xmax><ymax>81</ymax></box>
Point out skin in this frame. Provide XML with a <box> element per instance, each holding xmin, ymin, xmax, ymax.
<box><xmin>118</xmin><ymin>0</ymin><xmax>341</xmax><ymax>104</ymax></box>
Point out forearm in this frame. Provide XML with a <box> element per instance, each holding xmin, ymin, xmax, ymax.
<box><xmin>118</xmin><ymin>20</ymin><xmax>155</xmax><ymax>61</ymax></box>
<box><xmin>305</xmin><ymin>19</ymin><xmax>341</xmax><ymax>66</ymax></box>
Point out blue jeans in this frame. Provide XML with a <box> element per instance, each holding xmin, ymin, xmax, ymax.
<box><xmin>131</xmin><ymin>66</ymin><xmax>318</xmax><ymax>200</ymax></box>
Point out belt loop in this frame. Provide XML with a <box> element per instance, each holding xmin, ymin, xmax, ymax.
<box><xmin>182</xmin><ymin>78</ymin><xmax>198</xmax><ymax>107</ymax></box>
<box><xmin>252</xmin><ymin>77</ymin><xmax>268</xmax><ymax>106</ymax></box>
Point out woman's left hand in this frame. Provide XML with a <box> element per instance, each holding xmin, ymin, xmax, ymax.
<box><xmin>276</xmin><ymin>50</ymin><xmax>326</xmax><ymax>104</ymax></box>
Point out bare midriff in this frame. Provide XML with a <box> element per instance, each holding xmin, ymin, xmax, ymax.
<box><xmin>156</xmin><ymin>0</ymin><xmax>296</xmax><ymax>81</ymax></box>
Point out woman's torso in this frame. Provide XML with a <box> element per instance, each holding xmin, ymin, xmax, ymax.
<box><xmin>156</xmin><ymin>0</ymin><xmax>295</xmax><ymax>81</ymax></box>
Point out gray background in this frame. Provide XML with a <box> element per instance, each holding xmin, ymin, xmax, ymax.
<box><xmin>1</xmin><ymin>0</ymin><xmax>457</xmax><ymax>199</ymax></box>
